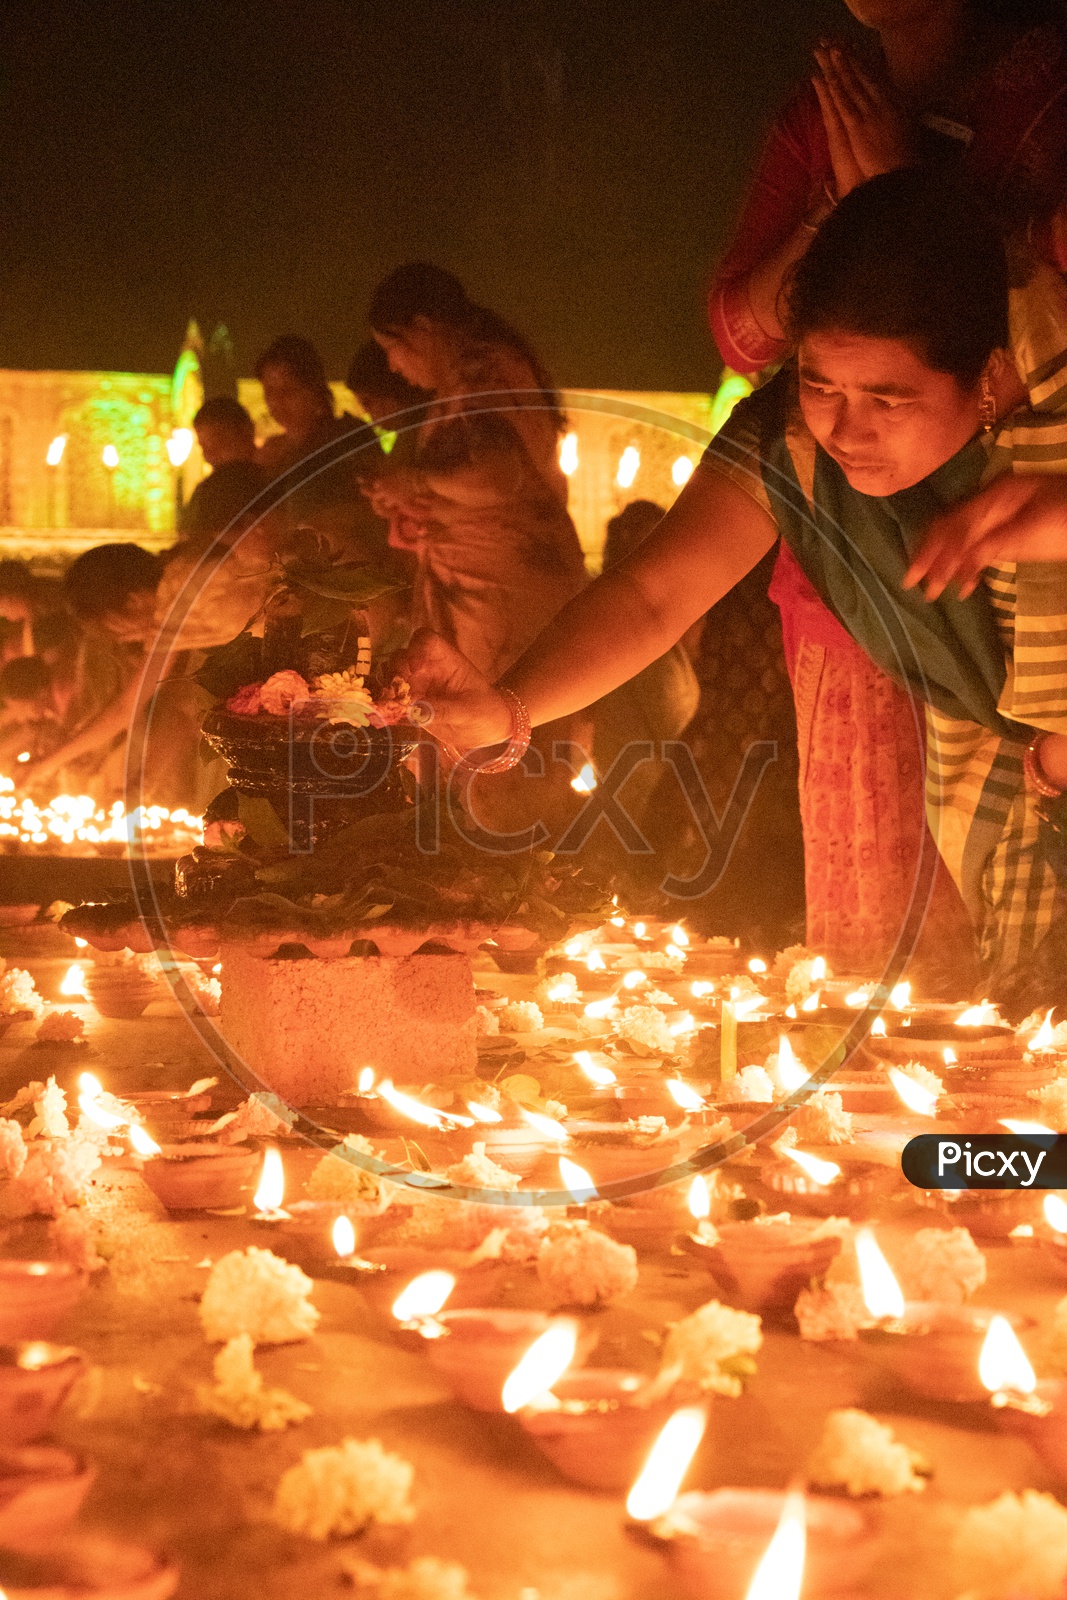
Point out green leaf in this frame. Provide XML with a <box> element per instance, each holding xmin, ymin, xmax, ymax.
<box><xmin>289</xmin><ymin>562</ymin><xmax>407</xmax><ymax>605</ymax></box>
<box><xmin>193</xmin><ymin>631</ymin><xmax>264</xmax><ymax>701</ymax></box>
<box><xmin>360</xmin><ymin>903</ymin><xmax>394</xmax><ymax>920</ymax></box>
<box><xmin>236</xmin><ymin>795</ymin><xmax>291</xmax><ymax>850</ymax></box>
<box><xmin>299</xmin><ymin>593</ymin><xmax>355</xmax><ymax>637</ymax></box>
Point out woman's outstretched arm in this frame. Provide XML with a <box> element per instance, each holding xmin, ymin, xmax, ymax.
<box><xmin>395</xmin><ymin>460</ymin><xmax>778</xmax><ymax>752</ymax></box>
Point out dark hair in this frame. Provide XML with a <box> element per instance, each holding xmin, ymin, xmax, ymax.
<box><xmin>369</xmin><ymin>262</ymin><xmax>564</xmax><ymax>430</ymax></box>
<box><xmin>182</xmin><ymin>460</ymin><xmax>268</xmax><ymax>537</ymax></box>
<box><xmin>0</xmin><ymin>559</ymin><xmax>33</xmax><ymax>600</ymax></box>
<box><xmin>63</xmin><ymin>543</ymin><xmax>161</xmax><ymax>623</ymax></box>
<box><xmin>193</xmin><ymin>396</ymin><xmax>255</xmax><ymax>436</ymax></box>
<box><xmin>346</xmin><ymin>339</ymin><xmax>429</xmax><ymax>412</ymax></box>
<box><xmin>785</xmin><ymin>169</ymin><xmax>1010</xmax><ymax>387</ymax></box>
<box><xmin>603</xmin><ymin>500</ymin><xmax>666</xmax><ymax>569</ymax></box>
<box><xmin>254</xmin><ymin>336</ymin><xmax>334</xmax><ymax>409</ymax></box>
<box><xmin>0</xmin><ymin>654</ymin><xmax>51</xmax><ymax>703</ymax></box>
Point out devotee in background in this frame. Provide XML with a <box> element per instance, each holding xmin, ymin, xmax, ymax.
<box><xmin>181</xmin><ymin>397</ymin><xmax>267</xmax><ymax>540</ymax></box>
<box><xmin>0</xmin><ymin>655</ymin><xmax>66</xmax><ymax>774</ymax></box>
<box><xmin>396</xmin><ymin>171</ymin><xmax>1067</xmax><ymax>1009</ymax></box>
<box><xmin>345</xmin><ymin>338</ymin><xmax>431</xmax><ymax>584</ymax></box>
<box><xmin>705</xmin><ymin>0</ymin><xmax>1067</xmax><ymax>976</ymax></box>
<box><xmin>0</xmin><ymin>559</ymin><xmax>63</xmax><ymax>663</ymax></box>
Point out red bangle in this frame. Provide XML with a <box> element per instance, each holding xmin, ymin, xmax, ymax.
<box><xmin>459</xmin><ymin>687</ymin><xmax>532</xmax><ymax>775</ymax></box>
<box><xmin>1023</xmin><ymin>733</ymin><xmax>1065</xmax><ymax>799</ymax></box>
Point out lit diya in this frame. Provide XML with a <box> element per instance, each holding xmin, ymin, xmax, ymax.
<box><xmin>982</xmin><ymin>1315</ymin><xmax>1067</xmax><ymax>1483</ymax></box>
<box><xmin>0</xmin><ymin>1344</ymin><xmax>88</xmax><ymax>1445</ymax></box>
<box><xmin>0</xmin><ymin>1263</ymin><xmax>88</xmax><ymax>1343</ymax></box>
<box><xmin>0</xmin><ymin>1529</ymin><xmax>178</xmax><ymax>1599</ymax></box>
<box><xmin>426</xmin><ymin>1309</ymin><xmax>598</xmax><ymax>1412</ymax></box>
<box><xmin>134</xmin><ymin>1135</ymin><xmax>260</xmax><ymax>1212</ymax></box>
<box><xmin>0</xmin><ymin>1444</ymin><xmax>96</xmax><ymax>1545</ymax></box>
<box><xmin>684</xmin><ymin>1211</ymin><xmax>845</xmax><ymax>1316</ymax></box>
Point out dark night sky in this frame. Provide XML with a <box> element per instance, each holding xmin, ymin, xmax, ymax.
<box><xmin>0</xmin><ymin>0</ymin><xmax>844</xmax><ymax>390</ymax></box>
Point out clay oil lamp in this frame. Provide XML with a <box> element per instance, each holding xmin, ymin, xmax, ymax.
<box><xmin>661</xmin><ymin>1485</ymin><xmax>878</xmax><ymax>1600</ymax></box>
<box><xmin>82</xmin><ymin>958</ymin><xmax>162</xmax><ymax>1019</ymax></box>
<box><xmin>0</xmin><ymin>1344</ymin><xmax>88</xmax><ymax>1445</ymax></box>
<box><xmin>686</xmin><ymin>1211</ymin><xmax>844</xmax><ymax>1317</ymax></box>
<box><xmin>875</xmin><ymin>999</ymin><xmax>1019</xmax><ymax>1071</ymax></box>
<box><xmin>0</xmin><ymin>1444</ymin><xmax>96</xmax><ymax>1545</ymax></box>
<box><xmin>598</xmin><ymin>1172</ymin><xmax>700</xmax><ymax>1254</ymax></box>
<box><xmin>624</xmin><ymin>1404</ymin><xmax>707</xmax><ymax>1528</ymax></box>
<box><xmin>981</xmin><ymin>1315</ymin><xmax>1067</xmax><ymax>1483</ymax></box>
<box><xmin>1040</xmin><ymin>1194</ymin><xmax>1067</xmax><ymax>1279</ymax></box>
<box><xmin>0</xmin><ymin>1264</ymin><xmax>88</xmax><ymax>1344</ymax></box>
<box><xmin>0</xmin><ymin>1530</ymin><xmax>179</xmax><ymax>1599</ymax></box>
<box><xmin>854</xmin><ymin>1227</ymin><xmax>1033</xmax><ymax>1404</ymax></box>
<box><xmin>426</xmin><ymin>1309</ymin><xmax>598</xmax><ymax>1412</ymax></box>
<box><xmin>134</xmin><ymin>1129</ymin><xmax>259</xmax><ymax>1212</ymax></box>
<box><xmin>482</xmin><ymin>1106</ymin><xmax>566</xmax><ymax>1178</ymax></box>
<box><xmin>118</xmin><ymin>1078</ymin><xmax>216</xmax><ymax>1141</ymax></box>
<box><xmin>377</xmin><ymin>1267</ymin><xmax>457</xmax><ymax>1346</ymax></box>
<box><xmin>756</xmin><ymin>1139</ymin><xmax>899</xmax><ymax>1221</ymax></box>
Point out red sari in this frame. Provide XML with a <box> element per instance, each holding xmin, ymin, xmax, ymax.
<box><xmin>707</xmin><ymin>20</ymin><xmax>1067</xmax><ymax>981</ymax></box>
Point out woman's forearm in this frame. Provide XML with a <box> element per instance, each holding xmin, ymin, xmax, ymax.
<box><xmin>34</xmin><ymin>677</ymin><xmax>141</xmax><ymax>775</ymax></box>
<box><xmin>499</xmin><ymin>461</ymin><xmax>777</xmax><ymax>725</ymax></box>
<box><xmin>742</xmin><ymin>204</ymin><xmax>832</xmax><ymax>348</ymax></box>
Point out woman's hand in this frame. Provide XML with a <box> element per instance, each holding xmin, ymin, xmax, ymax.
<box><xmin>905</xmin><ymin>477</ymin><xmax>1067</xmax><ymax>599</ymax></box>
<box><xmin>390</xmin><ymin>629</ymin><xmax>515</xmax><ymax>753</ymax></box>
<box><xmin>813</xmin><ymin>42</ymin><xmax>913</xmax><ymax>199</ymax></box>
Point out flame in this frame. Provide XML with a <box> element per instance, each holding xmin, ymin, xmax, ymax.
<box><xmin>889</xmin><ymin>981</ymin><xmax>912</xmax><ymax>1010</ymax></box>
<box><xmin>800</xmin><ymin>991</ymin><xmax>820</xmax><ymax>1013</ymax></box>
<box><xmin>547</xmin><ymin>977</ymin><xmax>578</xmax><ymax>1002</ymax></box>
<box><xmin>810</xmin><ymin>956</ymin><xmax>827</xmax><ymax>982</ymax></box>
<box><xmin>357</xmin><ymin>1067</ymin><xmax>375</xmax><ymax>1093</ymax></box>
<box><xmin>583</xmin><ymin>997</ymin><xmax>618</xmax><ymax>1021</ymax></box>
<box><xmin>672</xmin><ymin>455</ymin><xmax>695</xmax><ymax>488</ymax></box>
<box><xmin>871</xmin><ymin>1016</ymin><xmax>887</xmax><ymax>1038</ymax></box>
<box><xmin>775</xmin><ymin>1035</ymin><xmax>809</xmax><ymax>1094</ymax></box>
<box><xmin>166</xmin><ymin>427</ymin><xmax>194</xmax><ymax>467</ymax></box>
<box><xmin>957</xmin><ymin>1001</ymin><xmax>997</xmax><ymax>1027</ymax></box>
<box><xmin>625</xmin><ymin>1406</ymin><xmax>706</xmax><ymax>1521</ymax></box>
<box><xmin>0</xmin><ymin>782</ymin><xmax>202</xmax><ymax>853</ymax></box>
<box><xmin>979</xmin><ymin>1315</ymin><xmax>1036</xmax><ymax>1396</ymax></box>
<box><xmin>332</xmin><ymin>1215</ymin><xmax>356</xmax><ymax>1258</ymax></box>
<box><xmin>744</xmin><ymin>1488</ymin><xmax>806</xmax><ymax>1600</ymax></box>
<box><xmin>1001</xmin><ymin>1119</ymin><xmax>1054</xmax><ymax>1135</ymax></box>
<box><xmin>669</xmin><ymin>1012</ymin><xmax>697</xmax><ymax>1037</ymax></box>
<box><xmin>845</xmin><ymin>989</ymin><xmax>871</xmax><ymax>1008</ymax></box>
<box><xmin>616</xmin><ymin>445</ymin><xmax>640</xmax><ymax>489</ymax></box>
<box><xmin>610</xmin><ymin>914</ymin><xmax>626</xmax><ymax>927</ymax></box>
<box><xmin>1045</xmin><ymin>1195</ymin><xmax>1067</xmax><ymax>1234</ymax></box>
<box><xmin>571</xmin><ymin>764</ymin><xmax>597</xmax><ymax>795</ymax></box>
<box><xmin>253</xmin><ymin>1147</ymin><xmax>285</xmax><ymax>1212</ymax></box>
<box><xmin>667</xmin><ymin>1078</ymin><xmax>706</xmax><ymax>1112</ymax></box>
<box><xmin>467</xmin><ymin>1101</ymin><xmax>503</xmax><ymax>1123</ymax></box>
<box><xmin>377</xmin><ymin>1080</ymin><xmax>473</xmax><ymax>1129</ymax></box>
<box><xmin>733</xmin><ymin>994</ymin><xmax>766</xmax><ymax>1021</ymax></box>
<box><xmin>691</xmin><ymin>980</ymin><xmax>714</xmax><ymax>999</ymax></box>
<box><xmin>1029</xmin><ymin>1009</ymin><xmax>1057</xmax><ymax>1052</ymax></box>
<box><xmin>943</xmin><ymin>1046</ymin><xmax>957</xmax><ymax>1066</ymax></box>
<box><xmin>888</xmin><ymin>1068</ymin><xmax>937</xmax><ymax>1117</ymax></box>
<box><xmin>559</xmin><ymin>1157</ymin><xmax>598</xmax><ymax>1201</ymax></box>
<box><xmin>559</xmin><ymin>432</ymin><xmax>579</xmax><ymax>475</ymax></box>
<box><xmin>574</xmin><ymin>1050</ymin><xmax>617</xmax><ymax>1087</ymax></box>
<box><xmin>633</xmin><ymin>922</ymin><xmax>647</xmax><ymax>939</ymax></box>
<box><xmin>60</xmin><ymin>963</ymin><xmax>88</xmax><ymax>998</ymax></box>
<box><xmin>46</xmin><ymin>434</ymin><xmax>67</xmax><ymax>467</ymax></box>
<box><xmin>671</xmin><ymin>925</ymin><xmax>689</xmax><ymax>947</ymax></box>
<box><xmin>521</xmin><ymin>1108</ymin><xmax>569</xmax><ymax>1143</ymax></box>
<box><xmin>101</xmin><ymin>443</ymin><xmax>119</xmax><ymax>469</ymax></box>
<box><xmin>18</xmin><ymin>1343</ymin><xmax>55</xmax><ymax>1371</ymax></box>
<box><xmin>501</xmin><ymin>1320</ymin><xmax>579</xmax><ymax>1412</ymax></box>
<box><xmin>563</xmin><ymin>937</ymin><xmax>586</xmax><ymax>958</ymax></box>
<box><xmin>129</xmin><ymin>1123</ymin><xmax>161</xmax><ymax>1157</ymax></box>
<box><xmin>586</xmin><ymin>950</ymin><xmax>606</xmax><ymax>972</ymax></box>
<box><xmin>748</xmin><ymin>957</ymin><xmax>767</xmax><ymax>975</ymax></box>
<box><xmin>392</xmin><ymin>1270</ymin><xmax>455</xmax><ymax>1323</ymax></box>
<box><xmin>782</xmin><ymin>1147</ymin><xmax>841</xmax><ymax>1187</ymax></box>
<box><xmin>78</xmin><ymin>1071</ymin><xmax>128</xmax><ymax>1130</ymax></box>
<box><xmin>688</xmin><ymin>1174</ymin><xmax>711</xmax><ymax>1219</ymax></box>
<box><xmin>622</xmin><ymin>969</ymin><xmax>647</xmax><ymax>990</ymax></box>
<box><xmin>855</xmin><ymin>1228</ymin><xmax>905</xmax><ymax>1321</ymax></box>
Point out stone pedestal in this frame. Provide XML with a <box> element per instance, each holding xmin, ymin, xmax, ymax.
<box><xmin>219</xmin><ymin>944</ymin><xmax>477</xmax><ymax>1105</ymax></box>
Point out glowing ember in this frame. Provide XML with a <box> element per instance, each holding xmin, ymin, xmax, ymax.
<box><xmin>748</xmin><ymin>957</ymin><xmax>767</xmax><ymax>974</ymax></box>
<box><xmin>687</xmin><ymin>1175</ymin><xmax>711</xmax><ymax>1219</ymax></box>
<box><xmin>0</xmin><ymin>776</ymin><xmax>202</xmax><ymax>854</ymax></box>
<box><xmin>467</xmin><ymin>1101</ymin><xmax>503</xmax><ymax>1123</ymax></box>
<box><xmin>845</xmin><ymin>989</ymin><xmax>871</xmax><ymax>1008</ymax></box>
<box><xmin>357</xmin><ymin>1067</ymin><xmax>375</xmax><ymax>1093</ymax></box>
<box><xmin>782</xmin><ymin>1147</ymin><xmax>840</xmax><ymax>1187</ymax></box>
<box><xmin>586</xmin><ymin>949</ymin><xmax>606</xmax><ymax>972</ymax></box>
<box><xmin>669</xmin><ymin>1012</ymin><xmax>697</xmax><ymax>1037</ymax></box>
<box><xmin>501</xmin><ymin>1320</ymin><xmax>579</xmax><ymax>1413</ymax></box>
<box><xmin>521</xmin><ymin>1109</ymin><xmax>569</xmax><ymax>1143</ymax></box>
<box><xmin>129</xmin><ymin>1123</ymin><xmax>162</xmax><ymax>1157</ymax></box>
<box><xmin>571</xmin><ymin>764</ymin><xmax>597</xmax><ymax>795</ymax></box>
<box><xmin>943</xmin><ymin>1046</ymin><xmax>957</xmax><ymax>1065</ymax></box>
<box><xmin>744</xmin><ymin>1488</ymin><xmax>806</xmax><ymax>1600</ymax></box>
<box><xmin>670</xmin><ymin>925</ymin><xmax>689</xmax><ymax>947</ymax></box>
<box><xmin>633</xmin><ymin>922</ymin><xmax>647</xmax><ymax>939</ymax></box>
<box><xmin>889</xmin><ymin>981</ymin><xmax>911</xmax><ymax>1010</ymax></box>
<box><xmin>691</xmin><ymin>980</ymin><xmax>714</xmax><ymax>999</ymax></box>
<box><xmin>855</xmin><ymin>1228</ymin><xmax>905</xmax><ymax>1321</ymax></box>
<box><xmin>888</xmin><ymin>1068</ymin><xmax>937</xmax><ymax>1117</ymax></box>
<box><xmin>559</xmin><ymin>1157</ymin><xmax>598</xmax><ymax>1201</ymax></box>
<box><xmin>1001</xmin><ymin>1119</ymin><xmax>1054</xmax><ymax>1136</ymax></box>
<box><xmin>665</xmin><ymin>943</ymin><xmax>687</xmax><ymax>963</ymax></box>
<box><xmin>871</xmin><ymin>1016</ymin><xmax>887</xmax><ymax>1037</ymax></box>
<box><xmin>392</xmin><ymin>1271</ymin><xmax>455</xmax><ymax>1323</ymax></box>
<box><xmin>1045</xmin><ymin>1195</ymin><xmax>1067</xmax><ymax>1234</ymax></box>
<box><xmin>979</xmin><ymin>1315</ymin><xmax>1036</xmax><ymax>1397</ymax></box>
<box><xmin>573</xmin><ymin>1050</ymin><xmax>616</xmax><ymax>1087</ymax></box>
<box><xmin>800</xmin><ymin>990</ymin><xmax>820</xmax><ymax>1013</ymax></box>
<box><xmin>332</xmin><ymin>1215</ymin><xmax>356</xmax><ymax>1259</ymax></box>
<box><xmin>667</xmin><ymin>1078</ymin><xmax>705</xmax><ymax>1112</ymax></box>
<box><xmin>622</xmin><ymin>969</ymin><xmax>647</xmax><ymax>990</ymax></box>
<box><xmin>810</xmin><ymin>956</ymin><xmax>827</xmax><ymax>983</ymax></box>
<box><xmin>253</xmin><ymin>1147</ymin><xmax>286</xmax><ymax>1214</ymax></box>
<box><xmin>377</xmin><ymin>1081</ymin><xmax>473</xmax><ymax>1129</ymax></box>
<box><xmin>1029</xmin><ymin>1009</ymin><xmax>1057</xmax><ymax>1052</ymax></box>
<box><xmin>583</xmin><ymin>997</ymin><xmax>617</xmax><ymax>1021</ymax></box>
<box><xmin>775</xmin><ymin>1035</ymin><xmax>809</xmax><ymax>1094</ymax></box>
<box><xmin>625</xmin><ymin>1406</ymin><xmax>706</xmax><ymax>1521</ymax></box>
<box><xmin>956</xmin><ymin>1000</ymin><xmax>998</xmax><ymax>1027</ymax></box>
<box><xmin>60</xmin><ymin>964</ymin><xmax>88</xmax><ymax>999</ymax></box>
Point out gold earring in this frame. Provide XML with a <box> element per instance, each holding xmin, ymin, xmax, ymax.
<box><xmin>980</xmin><ymin>371</ymin><xmax>997</xmax><ymax>435</ymax></box>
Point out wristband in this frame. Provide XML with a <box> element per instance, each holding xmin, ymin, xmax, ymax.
<box><xmin>458</xmin><ymin>687</ymin><xmax>532</xmax><ymax>775</ymax></box>
<box><xmin>1024</xmin><ymin>732</ymin><xmax>1065</xmax><ymax>799</ymax></box>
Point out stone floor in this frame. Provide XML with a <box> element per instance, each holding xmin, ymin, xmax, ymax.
<box><xmin>0</xmin><ymin>956</ymin><xmax>1063</xmax><ymax>1599</ymax></box>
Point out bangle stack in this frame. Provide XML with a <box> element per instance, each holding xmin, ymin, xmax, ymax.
<box><xmin>459</xmin><ymin>687</ymin><xmax>532</xmax><ymax>775</ymax></box>
<box><xmin>1024</xmin><ymin>732</ymin><xmax>1065</xmax><ymax>799</ymax></box>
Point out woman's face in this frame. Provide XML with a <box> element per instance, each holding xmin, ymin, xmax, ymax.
<box><xmin>259</xmin><ymin>362</ymin><xmax>328</xmax><ymax>439</ymax></box>
<box><xmin>373</xmin><ymin>320</ymin><xmax>446</xmax><ymax>392</ymax></box>
<box><xmin>798</xmin><ymin>331</ymin><xmax>983</xmax><ymax>496</ymax></box>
